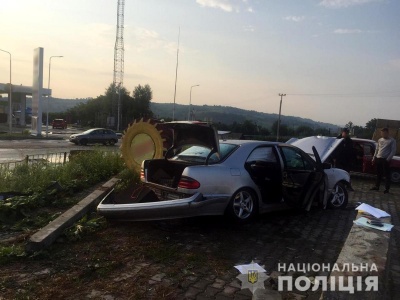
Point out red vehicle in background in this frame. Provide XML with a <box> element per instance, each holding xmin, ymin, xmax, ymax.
<box><xmin>289</xmin><ymin>136</ymin><xmax>400</xmax><ymax>183</ymax></box>
<box><xmin>351</xmin><ymin>138</ymin><xmax>400</xmax><ymax>183</ymax></box>
<box><xmin>52</xmin><ymin>119</ymin><xmax>67</xmax><ymax>129</ymax></box>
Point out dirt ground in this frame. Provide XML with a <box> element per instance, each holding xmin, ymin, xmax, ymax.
<box><xmin>0</xmin><ymin>199</ymin><xmax>357</xmax><ymax>300</ymax></box>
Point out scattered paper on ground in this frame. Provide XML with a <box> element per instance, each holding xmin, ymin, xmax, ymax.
<box><xmin>353</xmin><ymin>217</ymin><xmax>393</xmax><ymax>232</ymax></box>
<box><xmin>355</xmin><ymin>203</ymin><xmax>390</xmax><ymax>218</ymax></box>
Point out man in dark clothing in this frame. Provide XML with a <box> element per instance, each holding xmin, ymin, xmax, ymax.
<box><xmin>335</xmin><ymin>128</ymin><xmax>355</xmax><ymax>191</ymax></box>
<box><xmin>335</xmin><ymin>128</ymin><xmax>354</xmax><ymax>172</ymax></box>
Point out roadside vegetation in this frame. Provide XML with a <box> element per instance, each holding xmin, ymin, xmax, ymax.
<box><xmin>0</xmin><ymin>150</ymin><xmax>137</xmax><ymax>263</ymax></box>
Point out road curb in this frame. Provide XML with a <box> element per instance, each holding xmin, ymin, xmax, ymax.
<box><xmin>25</xmin><ymin>177</ymin><xmax>120</xmax><ymax>253</ymax></box>
<box><xmin>321</xmin><ymin>211</ymin><xmax>391</xmax><ymax>299</ymax></box>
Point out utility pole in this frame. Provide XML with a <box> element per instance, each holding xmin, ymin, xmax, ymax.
<box><xmin>172</xmin><ymin>27</ymin><xmax>180</xmax><ymax>121</ymax></box>
<box><xmin>46</xmin><ymin>55</ymin><xmax>63</xmax><ymax>137</ymax></box>
<box><xmin>0</xmin><ymin>49</ymin><xmax>12</xmax><ymax>134</ymax></box>
<box><xmin>277</xmin><ymin>93</ymin><xmax>286</xmax><ymax>141</ymax></box>
<box><xmin>188</xmin><ymin>84</ymin><xmax>199</xmax><ymax>121</ymax></box>
<box><xmin>112</xmin><ymin>0</ymin><xmax>125</xmax><ymax>131</ymax></box>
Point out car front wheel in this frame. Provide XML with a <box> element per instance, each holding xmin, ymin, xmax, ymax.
<box><xmin>328</xmin><ymin>182</ymin><xmax>348</xmax><ymax>209</ymax></box>
<box><xmin>108</xmin><ymin>139</ymin><xmax>116</xmax><ymax>146</ymax></box>
<box><xmin>226</xmin><ymin>188</ymin><xmax>258</xmax><ymax>224</ymax></box>
<box><xmin>80</xmin><ymin>139</ymin><xmax>88</xmax><ymax>146</ymax></box>
<box><xmin>390</xmin><ymin>169</ymin><xmax>400</xmax><ymax>183</ymax></box>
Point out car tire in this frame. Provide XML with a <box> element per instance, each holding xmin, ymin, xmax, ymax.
<box><xmin>390</xmin><ymin>169</ymin><xmax>400</xmax><ymax>183</ymax></box>
<box><xmin>80</xmin><ymin>139</ymin><xmax>88</xmax><ymax>146</ymax></box>
<box><xmin>226</xmin><ymin>188</ymin><xmax>258</xmax><ymax>224</ymax></box>
<box><xmin>328</xmin><ymin>182</ymin><xmax>348</xmax><ymax>209</ymax></box>
<box><xmin>109</xmin><ymin>139</ymin><xmax>116</xmax><ymax>146</ymax></box>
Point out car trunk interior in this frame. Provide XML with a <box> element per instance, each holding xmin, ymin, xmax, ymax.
<box><xmin>145</xmin><ymin>159</ymin><xmax>191</xmax><ymax>188</ymax></box>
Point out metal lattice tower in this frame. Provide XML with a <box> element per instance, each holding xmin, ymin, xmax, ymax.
<box><xmin>113</xmin><ymin>0</ymin><xmax>125</xmax><ymax>130</ymax></box>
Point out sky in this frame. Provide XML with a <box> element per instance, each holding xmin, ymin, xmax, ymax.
<box><xmin>0</xmin><ymin>0</ymin><xmax>399</xmax><ymax>126</ymax></box>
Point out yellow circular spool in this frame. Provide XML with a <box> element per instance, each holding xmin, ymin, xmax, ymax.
<box><xmin>120</xmin><ymin>119</ymin><xmax>165</xmax><ymax>172</ymax></box>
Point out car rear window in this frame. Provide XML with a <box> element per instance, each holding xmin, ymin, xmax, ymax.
<box><xmin>173</xmin><ymin>143</ymin><xmax>237</xmax><ymax>163</ymax></box>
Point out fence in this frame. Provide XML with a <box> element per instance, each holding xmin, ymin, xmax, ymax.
<box><xmin>0</xmin><ymin>151</ymin><xmax>82</xmax><ymax>170</ymax></box>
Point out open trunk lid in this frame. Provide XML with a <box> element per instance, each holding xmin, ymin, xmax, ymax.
<box><xmin>162</xmin><ymin>122</ymin><xmax>220</xmax><ymax>158</ymax></box>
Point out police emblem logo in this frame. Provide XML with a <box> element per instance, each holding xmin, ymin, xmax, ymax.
<box><xmin>248</xmin><ymin>270</ymin><xmax>258</xmax><ymax>284</ymax></box>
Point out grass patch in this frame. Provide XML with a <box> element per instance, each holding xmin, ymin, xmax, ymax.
<box><xmin>0</xmin><ymin>150</ymin><xmax>124</xmax><ymax>194</ymax></box>
<box><xmin>0</xmin><ymin>244</ymin><xmax>26</xmax><ymax>264</ymax></box>
<box><xmin>0</xmin><ymin>149</ymin><xmax>138</xmax><ymax>266</ymax></box>
<box><xmin>0</xmin><ymin>149</ymin><xmax>130</xmax><ymax>227</ymax></box>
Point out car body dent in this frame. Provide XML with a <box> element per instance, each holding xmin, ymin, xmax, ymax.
<box><xmin>97</xmin><ymin>191</ymin><xmax>230</xmax><ymax>221</ymax></box>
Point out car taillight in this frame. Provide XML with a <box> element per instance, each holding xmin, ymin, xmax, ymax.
<box><xmin>178</xmin><ymin>176</ymin><xmax>200</xmax><ymax>189</ymax></box>
<box><xmin>140</xmin><ymin>169</ymin><xmax>145</xmax><ymax>181</ymax></box>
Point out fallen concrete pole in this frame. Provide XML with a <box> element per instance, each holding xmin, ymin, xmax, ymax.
<box><xmin>26</xmin><ymin>177</ymin><xmax>119</xmax><ymax>253</ymax></box>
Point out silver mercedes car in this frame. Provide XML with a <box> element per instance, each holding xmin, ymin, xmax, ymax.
<box><xmin>98</xmin><ymin>123</ymin><xmax>350</xmax><ymax>223</ymax></box>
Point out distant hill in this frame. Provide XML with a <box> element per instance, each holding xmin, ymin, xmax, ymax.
<box><xmin>26</xmin><ymin>97</ymin><xmax>90</xmax><ymax>113</ymax></box>
<box><xmin>150</xmin><ymin>102</ymin><xmax>339</xmax><ymax>131</ymax></box>
<box><xmin>32</xmin><ymin>98</ymin><xmax>339</xmax><ymax>131</ymax></box>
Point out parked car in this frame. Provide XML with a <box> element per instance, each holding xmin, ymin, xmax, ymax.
<box><xmin>52</xmin><ymin>119</ymin><xmax>67</xmax><ymax>129</ymax></box>
<box><xmin>69</xmin><ymin>128</ymin><xmax>119</xmax><ymax>146</ymax></box>
<box><xmin>98</xmin><ymin>123</ymin><xmax>350</xmax><ymax>223</ymax></box>
<box><xmin>289</xmin><ymin>136</ymin><xmax>400</xmax><ymax>183</ymax></box>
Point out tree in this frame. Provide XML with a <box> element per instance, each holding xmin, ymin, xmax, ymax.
<box><xmin>129</xmin><ymin>84</ymin><xmax>153</xmax><ymax>120</ymax></box>
<box><xmin>272</xmin><ymin>120</ymin><xmax>289</xmax><ymax>139</ymax></box>
<box><xmin>295</xmin><ymin>125</ymin><xmax>314</xmax><ymax>137</ymax></box>
<box><xmin>65</xmin><ymin>83</ymin><xmax>154</xmax><ymax>129</ymax></box>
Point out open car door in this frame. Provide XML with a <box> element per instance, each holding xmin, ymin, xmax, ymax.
<box><xmin>279</xmin><ymin>145</ymin><xmax>325</xmax><ymax>210</ymax></box>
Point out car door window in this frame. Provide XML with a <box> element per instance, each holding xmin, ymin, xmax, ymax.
<box><xmin>280</xmin><ymin>147</ymin><xmax>313</xmax><ymax>170</ymax></box>
<box><xmin>246</xmin><ymin>146</ymin><xmax>278</xmax><ymax>163</ymax></box>
<box><xmin>364</xmin><ymin>144</ymin><xmax>373</xmax><ymax>155</ymax></box>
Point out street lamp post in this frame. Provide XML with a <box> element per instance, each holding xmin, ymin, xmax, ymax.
<box><xmin>46</xmin><ymin>55</ymin><xmax>63</xmax><ymax>137</ymax></box>
<box><xmin>188</xmin><ymin>84</ymin><xmax>199</xmax><ymax>121</ymax></box>
<box><xmin>277</xmin><ymin>93</ymin><xmax>286</xmax><ymax>141</ymax></box>
<box><xmin>0</xmin><ymin>49</ymin><xmax>12</xmax><ymax>134</ymax></box>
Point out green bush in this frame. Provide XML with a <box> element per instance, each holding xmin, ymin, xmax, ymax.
<box><xmin>0</xmin><ymin>150</ymin><xmax>127</xmax><ymax>224</ymax></box>
<box><xmin>0</xmin><ymin>150</ymin><xmax>124</xmax><ymax>194</ymax></box>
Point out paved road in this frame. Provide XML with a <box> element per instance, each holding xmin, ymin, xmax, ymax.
<box><xmin>0</xmin><ymin>135</ymin><xmax>119</xmax><ymax>163</ymax></box>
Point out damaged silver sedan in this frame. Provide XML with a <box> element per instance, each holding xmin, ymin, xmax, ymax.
<box><xmin>98</xmin><ymin>123</ymin><xmax>350</xmax><ymax>223</ymax></box>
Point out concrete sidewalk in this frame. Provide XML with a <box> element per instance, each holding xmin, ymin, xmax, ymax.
<box><xmin>346</xmin><ymin>176</ymin><xmax>400</xmax><ymax>298</ymax></box>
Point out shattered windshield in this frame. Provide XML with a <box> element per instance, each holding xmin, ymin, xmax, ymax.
<box><xmin>173</xmin><ymin>143</ymin><xmax>237</xmax><ymax>163</ymax></box>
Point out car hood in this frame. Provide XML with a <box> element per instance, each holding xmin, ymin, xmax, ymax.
<box><xmin>160</xmin><ymin>122</ymin><xmax>220</xmax><ymax>156</ymax></box>
<box><xmin>288</xmin><ymin>136</ymin><xmax>342</xmax><ymax>163</ymax></box>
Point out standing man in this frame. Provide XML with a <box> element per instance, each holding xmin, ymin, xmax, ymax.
<box><xmin>335</xmin><ymin>128</ymin><xmax>355</xmax><ymax>191</ymax></box>
<box><xmin>370</xmin><ymin>128</ymin><xmax>397</xmax><ymax>194</ymax></box>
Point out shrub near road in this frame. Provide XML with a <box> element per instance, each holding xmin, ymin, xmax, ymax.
<box><xmin>0</xmin><ymin>150</ymin><xmax>125</xmax><ymax>229</ymax></box>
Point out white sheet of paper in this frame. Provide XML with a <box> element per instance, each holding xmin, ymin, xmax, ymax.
<box><xmin>355</xmin><ymin>203</ymin><xmax>390</xmax><ymax>218</ymax></box>
<box><xmin>234</xmin><ymin>262</ymin><xmax>266</xmax><ymax>274</ymax></box>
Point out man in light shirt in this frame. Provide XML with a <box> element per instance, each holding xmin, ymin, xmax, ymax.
<box><xmin>370</xmin><ymin>128</ymin><xmax>397</xmax><ymax>194</ymax></box>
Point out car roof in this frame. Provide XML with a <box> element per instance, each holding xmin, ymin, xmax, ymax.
<box><xmin>220</xmin><ymin>139</ymin><xmax>279</xmax><ymax>146</ymax></box>
<box><xmin>352</xmin><ymin>137</ymin><xmax>377</xmax><ymax>143</ymax></box>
